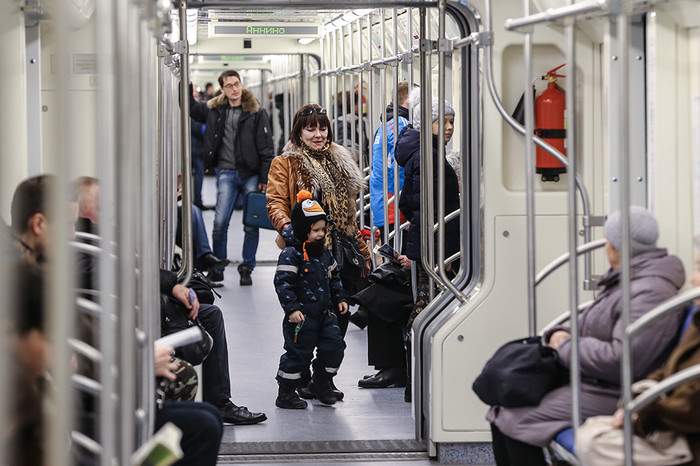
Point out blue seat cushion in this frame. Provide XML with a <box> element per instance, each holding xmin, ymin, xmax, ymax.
<box><xmin>555</xmin><ymin>428</ymin><xmax>575</xmax><ymax>455</ymax></box>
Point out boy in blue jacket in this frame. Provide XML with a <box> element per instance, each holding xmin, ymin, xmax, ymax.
<box><xmin>274</xmin><ymin>190</ymin><xmax>349</xmax><ymax>409</ymax></box>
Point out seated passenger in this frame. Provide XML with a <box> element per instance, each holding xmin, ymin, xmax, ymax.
<box><xmin>5</xmin><ymin>264</ymin><xmax>49</xmax><ymax>466</ymax></box>
<box><xmin>576</xmin><ymin>241</ymin><xmax>700</xmax><ymax>466</ymax></box>
<box><xmin>487</xmin><ymin>206</ymin><xmax>686</xmax><ymax>466</ymax></box>
<box><xmin>153</xmin><ymin>343</ymin><xmax>223</xmax><ymax>466</ymax></box>
<box><xmin>396</xmin><ymin>90</ymin><xmax>460</xmax><ymax>311</ymax></box>
<box><xmin>160</xmin><ymin>269</ymin><xmax>267</xmax><ymax>425</ymax></box>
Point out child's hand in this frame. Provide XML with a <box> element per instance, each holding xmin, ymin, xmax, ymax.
<box><xmin>289</xmin><ymin>310</ymin><xmax>304</xmax><ymax>323</ymax></box>
<box><xmin>338</xmin><ymin>301</ymin><xmax>349</xmax><ymax>314</ymax></box>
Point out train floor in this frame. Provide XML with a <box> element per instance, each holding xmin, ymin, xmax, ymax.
<box><xmin>197</xmin><ymin>176</ymin><xmax>436</xmax><ymax>464</ymax></box>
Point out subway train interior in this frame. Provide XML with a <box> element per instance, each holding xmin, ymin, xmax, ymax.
<box><xmin>2</xmin><ymin>0</ymin><xmax>700</xmax><ymax>464</ymax></box>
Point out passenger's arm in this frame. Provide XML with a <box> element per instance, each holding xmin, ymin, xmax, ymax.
<box><xmin>634</xmin><ymin>378</ymin><xmax>700</xmax><ymax>435</ymax></box>
<box><xmin>273</xmin><ymin>251</ymin><xmax>302</xmax><ymax>316</ymax></box>
<box><xmin>189</xmin><ymin>83</ymin><xmax>209</xmax><ymax>123</ymax></box>
<box><xmin>255</xmin><ymin>109</ymin><xmax>275</xmax><ymax>185</ymax></box>
<box><xmin>329</xmin><ymin>256</ymin><xmax>349</xmax><ymax>307</ymax></box>
<box><xmin>557</xmin><ymin>280</ymin><xmax>681</xmax><ymax>384</ymax></box>
<box><xmin>265</xmin><ymin>156</ymin><xmax>292</xmax><ymax>233</ymax></box>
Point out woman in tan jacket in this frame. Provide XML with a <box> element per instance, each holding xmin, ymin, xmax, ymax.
<box><xmin>266</xmin><ymin>104</ymin><xmax>371</xmax><ymax>320</ymax></box>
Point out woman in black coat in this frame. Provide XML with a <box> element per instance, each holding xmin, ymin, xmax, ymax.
<box><xmin>395</xmin><ymin>91</ymin><xmax>460</xmax><ymax>301</ymax></box>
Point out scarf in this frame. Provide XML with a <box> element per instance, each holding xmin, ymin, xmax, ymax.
<box><xmin>300</xmin><ymin>141</ymin><xmax>353</xmax><ymax>250</ymax></box>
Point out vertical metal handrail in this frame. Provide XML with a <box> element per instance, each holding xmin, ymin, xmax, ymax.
<box><xmin>392</xmin><ymin>9</ymin><xmax>402</xmax><ymax>252</ymax></box>
<box><xmin>176</xmin><ymin>0</ymin><xmax>193</xmax><ymax>286</ymax></box>
<box><xmin>138</xmin><ymin>18</ymin><xmax>158</xmax><ymax>443</ymax></box>
<box><xmin>381</xmin><ymin>9</ymin><xmax>390</xmax><ymax>246</ymax></box>
<box><xmin>435</xmin><ymin>0</ymin><xmax>466</xmax><ymax>303</ymax></box>
<box><xmin>96</xmin><ymin>0</ymin><xmax>118</xmax><ymax>461</ymax></box>
<box><xmin>366</xmin><ymin>13</ymin><xmax>376</xmax><ymax>260</ymax></box>
<box><xmin>47</xmin><ymin>3</ymin><xmax>76</xmax><ymax>463</ymax></box>
<box><xmin>614</xmin><ymin>2</ymin><xmax>634</xmax><ymax>463</ymax></box>
<box><xmin>419</xmin><ymin>9</ymin><xmax>440</xmax><ymax>300</ymax></box>
<box><xmin>522</xmin><ymin>0</ymin><xmax>538</xmax><ymax>336</ymax></box>
<box><xmin>565</xmin><ymin>10</ymin><xmax>582</xmax><ymax>433</ymax></box>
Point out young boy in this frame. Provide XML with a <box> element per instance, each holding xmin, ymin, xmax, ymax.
<box><xmin>274</xmin><ymin>190</ymin><xmax>349</xmax><ymax>409</ymax></box>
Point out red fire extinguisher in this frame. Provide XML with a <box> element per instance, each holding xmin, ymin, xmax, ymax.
<box><xmin>535</xmin><ymin>64</ymin><xmax>567</xmax><ymax>182</ymax></box>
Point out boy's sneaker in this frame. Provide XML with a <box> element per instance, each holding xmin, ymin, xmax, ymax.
<box><xmin>239</xmin><ymin>266</ymin><xmax>252</xmax><ymax>286</ymax></box>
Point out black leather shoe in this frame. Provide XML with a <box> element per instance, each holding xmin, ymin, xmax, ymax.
<box><xmin>195</xmin><ymin>203</ymin><xmax>215</xmax><ymax>211</ymax></box>
<box><xmin>358</xmin><ymin>367</ymin><xmax>407</xmax><ymax>388</ymax></box>
<box><xmin>239</xmin><ymin>266</ymin><xmax>252</xmax><ymax>286</ymax></box>
<box><xmin>208</xmin><ymin>270</ymin><xmax>224</xmax><ymax>282</ymax></box>
<box><xmin>218</xmin><ymin>400</ymin><xmax>267</xmax><ymax>425</ymax></box>
<box><xmin>200</xmin><ymin>253</ymin><xmax>229</xmax><ymax>272</ymax></box>
<box><xmin>199</xmin><ymin>274</ymin><xmax>224</xmax><ymax>289</ymax></box>
<box><xmin>276</xmin><ymin>384</ymin><xmax>307</xmax><ymax>409</ymax></box>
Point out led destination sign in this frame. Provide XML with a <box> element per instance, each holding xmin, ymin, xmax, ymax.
<box><xmin>213</xmin><ymin>24</ymin><xmax>319</xmax><ymax>36</ymax></box>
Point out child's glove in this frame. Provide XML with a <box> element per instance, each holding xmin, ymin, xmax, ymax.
<box><xmin>281</xmin><ymin>223</ymin><xmax>296</xmax><ymax>244</ymax></box>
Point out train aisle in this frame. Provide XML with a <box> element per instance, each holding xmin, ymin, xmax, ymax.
<box><xmin>197</xmin><ymin>177</ymin><xmax>433</xmax><ymax>464</ymax></box>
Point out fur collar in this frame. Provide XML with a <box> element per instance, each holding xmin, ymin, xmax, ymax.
<box><xmin>207</xmin><ymin>88</ymin><xmax>259</xmax><ymax>113</ymax></box>
<box><xmin>281</xmin><ymin>141</ymin><xmax>365</xmax><ymax>196</ymax></box>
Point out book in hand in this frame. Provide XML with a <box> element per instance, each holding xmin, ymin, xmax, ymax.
<box><xmin>131</xmin><ymin>422</ymin><xmax>183</xmax><ymax>466</ymax></box>
<box><xmin>374</xmin><ymin>243</ymin><xmax>400</xmax><ymax>263</ymax></box>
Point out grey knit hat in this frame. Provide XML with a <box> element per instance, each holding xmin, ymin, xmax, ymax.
<box><xmin>408</xmin><ymin>87</ymin><xmax>455</xmax><ymax>131</ymax></box>
<box><xmin>604</xmin><ymin>206</ymin><xmax>659</xmax><ymax>256</ymax></box>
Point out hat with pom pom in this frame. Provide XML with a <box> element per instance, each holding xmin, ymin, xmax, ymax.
<box><xmin>290</xmin><ymin>190</ymin><xmax>327</xmax><ymax>242</ymax></box>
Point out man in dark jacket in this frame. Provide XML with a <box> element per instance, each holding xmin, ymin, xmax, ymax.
<box><xmin>190</xmin><ymin>70</ymin><xmax>274</xmax><ymax>286</ymax></box>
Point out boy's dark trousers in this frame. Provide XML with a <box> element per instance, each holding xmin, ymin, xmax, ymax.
<box><xmin>276</xmin><ymin>311</ymin><xmax>346</xmax><ymax>383</ymax></box>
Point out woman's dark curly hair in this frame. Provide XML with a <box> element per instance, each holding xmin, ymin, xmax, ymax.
<box><xmin>289</xmin><ymin>104</ymin><xmax>333</xmax><ymax>147</ymax></box>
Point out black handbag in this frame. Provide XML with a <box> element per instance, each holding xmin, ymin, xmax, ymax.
<box><xmin>160</xmin><ymin>294</ymin><xmax>213</xmax><ymax>366</ymax></box>
<box><xmin>472</xmin><ymin>336</ymin><xmax>569</xmax><ymax>407</ymax></box>
<box><xmin>243</xmin><ymin>192</ymin><xmax>275</xmax><ymax>230</ymax></box>
<box><xmin>188</xmin><ymin>271</ymin><xmax>221</xmax><ymax>304</ymax></box>
<box><xmin>331</xmin><ymin>227</ymin><xmax>365</xmax><ymax>270</ymax></box>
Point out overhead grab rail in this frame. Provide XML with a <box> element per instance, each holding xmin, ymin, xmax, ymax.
<box><xmin>505</xmin><ymin>0</ymin><xmax>608</xmax><ymax>31</ymax></box>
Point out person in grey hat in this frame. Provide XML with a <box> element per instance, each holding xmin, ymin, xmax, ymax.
<box><xmin>604</xmin><ymin>205</ymin><xmax>660</xmax><ymax>260</ymax></box>
<box><xmin>486</xmin><ymin>205</ymin><xmax>687</xmax><ymax>466</ymax></box>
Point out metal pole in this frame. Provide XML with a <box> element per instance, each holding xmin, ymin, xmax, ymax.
<box><xmin>47</xmin><ymin>1</ymin><xmax>76</xmax><ymax>462</ymax></box>
<box><xmin>615</xmin><ymin>2</ymin><xmax>633</xmax><ymax>463</ymax></box>
<box><xmin>392</xmin><ymin>8</ymin><xmax>402</xmax><ymax>252</ymax></box>
<box><xmin>97</xmin><ymin>0</ymin><xmax>118</xmax><ymax>459</ymax></box>
<box><xmin>522</xmin><ymin>0</ymin><xmax>538</xmax><ymax>335</ymax></box>
<box><xmin>367</xmin><ymin>13</ymin><xmax>377</xmax><ymax>262</ymax></box>
<box><xmin>176</xmin><ymin>0</ymin><xmax>193</xmax><ymax>285</ymax></box>
<box><xmin>419</xmin><ymin>9</ymin><xmax>441</xmax><ymax>298</ymax></box>
<box><xmin>138</xmin><ymin>19</ymin><xmax>158</xmax><ymax>442</ymax></box>
<box><xmin>565</xmin><ymin>12</ymin><xmax>581</xmax><ymax>432</ymax></box>
<box><xmin>436</xmin><ymin>0</ymin><xmax>466</xmax><ymax>302</ymax></box>
<box><xmin>381</xmin><ymin>9</ymin><xmax>390</xmax><ymax>246</ymax></box>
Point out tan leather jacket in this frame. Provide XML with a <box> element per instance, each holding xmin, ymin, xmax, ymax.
<box><xmin>266</xmin><ymin>141</ymin><xmax>370</xmax><ymax>260</ymax></box>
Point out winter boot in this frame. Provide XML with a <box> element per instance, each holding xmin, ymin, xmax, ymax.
<box><xmin>310</xmin><ymin>376</ymin><xmax>338</xmax><ymax>405</ymax></box>
<box><xmin>276</xmin><ymin>382</ymin><xmax>308</xmax><ymax>409</ymax></box>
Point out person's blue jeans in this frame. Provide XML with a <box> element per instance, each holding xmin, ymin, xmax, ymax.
<box><xmin>192</xmin><ymin>155</ymin><xmax>205</xmax><ymax>207</ymax></box>
<box><xmin>176</xmin><ymin>204</ymin><xmax>214</xmax><ymax>268</ymax></box>
<box><xmin>213</xmin><ymin>169</ymin><xmax>259</xmax><ymax>273</ymax></box>
<box><xmin>198</xmin><ymin>303</ymin><xmax>232</xmax><ymax>403</ymax></box>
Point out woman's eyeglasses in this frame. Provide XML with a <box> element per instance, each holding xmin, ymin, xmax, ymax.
<box><xmin>299</xmin><ymin>107</ymin><xmax>327</xmax><ymax>116</ymax></box>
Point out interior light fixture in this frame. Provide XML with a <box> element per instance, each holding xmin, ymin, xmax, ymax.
<box><xmin>297</xmin><ymin>37</ymin><xmax>315</xmax><ymax>45</ymax></box>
